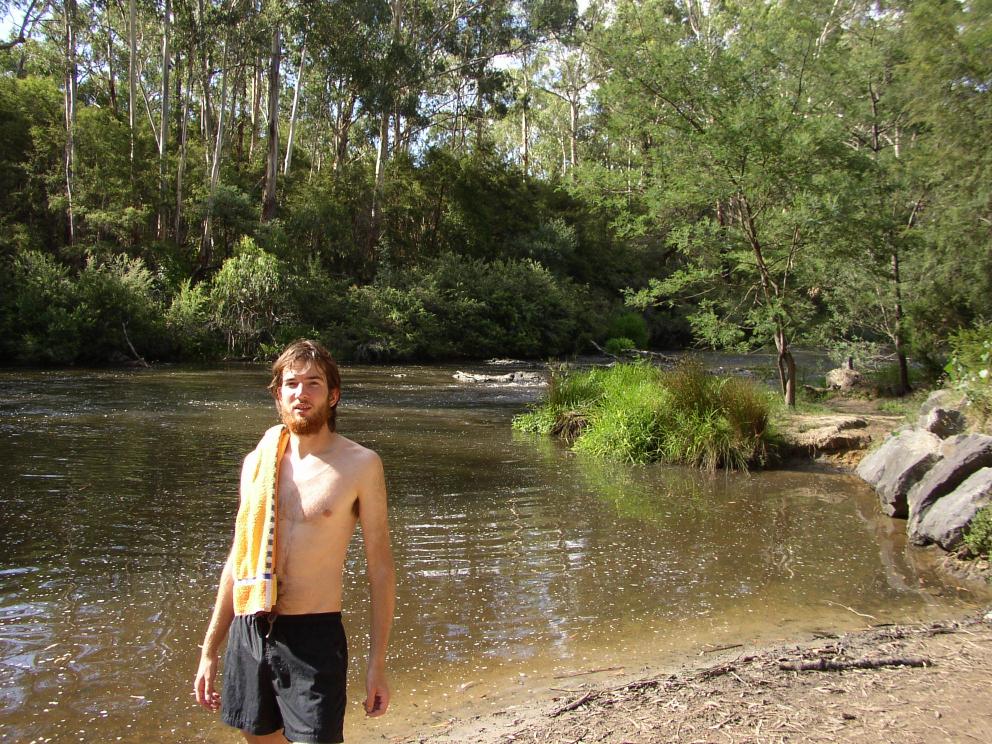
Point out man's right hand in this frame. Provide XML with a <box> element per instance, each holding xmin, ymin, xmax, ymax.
<box><xmin>194</xmin><ymin>653</ymin><xmax>221</xmax><ymax>712</ymax></box>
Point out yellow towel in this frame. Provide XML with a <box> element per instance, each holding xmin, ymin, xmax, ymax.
<box><xmin>232</xmin><ymin>424</ymin><xmax>289</xmax><ymax>616</ymax></box>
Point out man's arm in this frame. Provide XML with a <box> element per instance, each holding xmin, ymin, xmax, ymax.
<box><xmin>358</xmin><ymin>452</ymin><xmax>395</xmax><ymax>718</ymax></box>
<box><xmin>193</xmin><ymin>551</ymin><xmax>235</xmax><ymax>711</ymax></box>
<box><xmin>193</xmin><ymin>452</ymin><xmax>254</xmax><ymax>711</ymax></box>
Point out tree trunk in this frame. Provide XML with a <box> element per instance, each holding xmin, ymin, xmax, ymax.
<box><xmin>175</xmin><ymin>63</ymin><xmax>191</xmax><ymax>244</ymax></box>
<box><xmin>521</xmin><ymin>94</ymin><xmax>529</xmax><ymax>175</ymax></box>
<box><xmin>283</xmin><ymin>35</ymin><xmax>306</xmax><ymax>175</ymax></box>
<box><xmin>333</xmin><ymin>91</ymin><xmax>356</xmax><ymax>173</ymax></box>
<box><xmin>775</xmin><ymin>327</ymin><xmax>797</xmax><ymax>408</ymax></box>
<box><xmin>200</xmin><ymin>38</ymin><xmax>230</xmax><ymax>272</ymax></box>
<box><xmin>368</xmin><ymin>0</ymin><xmax>403</xmax><ymax>255</ymax></box>
<box><xmin>157</xmin><ymin>0</ymin><xmax>172</xmax><ymax>240</ymax></box>
<box><xmin>105</xmin><ymin>4</ymin><xmax>118</xmax><ymax>115</ymax></box>
<box><xmin>63</xmin><ymin>0</ymin><xmax>78</xmax><ymax>245</ymax></box>
<box><xmin>128</xmin><ymin>0</ymin><xmax>137</xmax><ymax>166</ymax></box>
<box><xmin>261</xmin><ymin>23</ymin><xmax>282</xmax><ymax>222</ymax></box>
<box><xmin>891</xmin><ymin>251</ymin><xmax>911</xmax><ymax>396</ymax></box>
<box><xmin>569</xmin><ymin>97</ymin><xmax>578</xmax><ymax>173</ymax></box>
<box><xmin>249</xmin><ymin>55</ymin><xmax>262</xmax><ymax>161</ymax></box>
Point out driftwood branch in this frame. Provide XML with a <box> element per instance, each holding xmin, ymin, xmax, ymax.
<box><xmin>121</xmin><ymin>321</ymin><xmax>150</xmax><ymax>367</ymax></box>
<box><xmin>552</xmin><ymin>691</ymin><xmax>596</xmax><ymax>717</ymax></box>
<box><xmin>779</xmin><ymin>656</ymin><xmax>929</xmax><ymax>672</ymax></box>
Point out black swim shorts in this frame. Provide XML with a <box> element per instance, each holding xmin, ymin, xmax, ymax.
<box><xmin>221</xmin><ymin>612</ymin><xmax>348</xmax><ymax>743</ymax></box>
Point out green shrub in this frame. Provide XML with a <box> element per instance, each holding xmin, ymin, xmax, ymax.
<box><xmin>210</xmin><ymin>237</ymin><xmax>283</xmax><ymax>358</ymax></box>
<box><xmin>605</xmin><ymin>337</ymin><xmax>635</xmax><ymax>355</ymax></box>
<box><xmin>340</xmin><ymin>252</ymin><xmax>597</xmax><ymax>360</ymax></box>
<box><xmin>165</xmin><ymin>279</ymin><xmax>221</xmax><ymax>359</ymax></box>
<box><xmin>606</xmin><ymin>311</ymin><xmax>649</xmax><ymax>349</ymax></box>
<box><xmin>945</xmin><ymin>322</ymin><xmax>992</xmax><ymax>427</ymax></box>
<box><xmin>5</xmin><ymin>250</ymin><xmax>84</xmax><ymax>363</ymax></box>
<box><xmin>572</xmin><ymin>370</ymin><xmax>670</xmax><ymax>463</ymax></box>
<box><xmin>73</xmin><ymin>253</ymin><xmax>167</xmax><ymax>362</ymax></box>
<box><xmin>963</xmin><ymin>505</ymin><xmax>992</xmax><ymax>560</ymax></box>
<box><xmin>515</xmin><ymin>360</ymin><xmax>771</xmax><ymax>470</ymax></box>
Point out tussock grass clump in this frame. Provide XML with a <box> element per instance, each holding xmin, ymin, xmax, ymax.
<box><xmin>513</xmin><ymin>360</ymin><xmax>772</xmax><ymax>470</ymax></box>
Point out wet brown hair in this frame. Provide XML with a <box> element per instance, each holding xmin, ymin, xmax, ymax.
<box><xmin>268</xmin><ymin>339</ymin><xmax>342</xmax><ymax>431</ymax></box>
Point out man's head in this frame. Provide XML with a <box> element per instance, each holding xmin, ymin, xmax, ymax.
<box><xmin>269</xmin><ymin>339</ymin><xmax>342</xmax><ymax>434</ymax></box>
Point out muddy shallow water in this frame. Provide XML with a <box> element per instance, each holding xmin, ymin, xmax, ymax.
<box><xmin>0</xmin><ymin>364</ymin><xmax>984</xmax><ymax>743</ymax></box>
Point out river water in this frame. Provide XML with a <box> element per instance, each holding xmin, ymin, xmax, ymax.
<box><xmin>0</xmin><ymin>364</ymin><xmax>986</xmax><ymax>743</ymax></box>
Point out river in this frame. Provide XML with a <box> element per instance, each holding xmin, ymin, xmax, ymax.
<box><xmin>0</xmin><ymin>364</ymin><xmax>986</xmax><ymax>743</ymax></box>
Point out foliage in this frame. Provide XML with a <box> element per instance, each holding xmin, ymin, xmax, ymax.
<box><xmin>2</xmin><ymin>250</ymin><xmax>84</xmax><ymax>364</ymax></box>
<box><xmin>605</xmin><ymin>311</ymin><xmax>649</xmax><ymax>350</ymax></box>
<box><xmin>165</xmin><ymin>279</ymin><xmax>222</xmax><ymax>360</ymax></box>
<box><xmin>0</xmin><ymin>0</ymin><xmax>991</xmax><ymax>372</ymax></box>
<box><xmin>342</xmin><ymin>252</ymin><xmax>599</xmax><ymax>360</ymax></box>
<box><xmin>604</xmin><ymin>337</ymin><xmax>635</xmax><ymax>356</ymax></box>
<box><xmin>72</xmin><ymin>253</ymin><xmax>167</xmax><ymax>363</ymax></box>
<box><xmin>944</xmin><ymin>323</ymin><xmax>992</xmax><ymax>427</ymax></box>
<box><xmin>963</xmin><ymin>506</ymin><xmax>992</xmax><ymax>560</ymax></box>
<box><xmin>210</xmin><ymin>238</ymin><xmax>284</xmax><ymax>359</ymax></box>
<box><xmin>514</xmin><ymin>361</ymin><xmax>772</xmax><ymax>470</ymax></box>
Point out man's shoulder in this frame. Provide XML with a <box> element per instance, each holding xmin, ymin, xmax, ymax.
<box><xmin>333</xmin><ymin>433</ymin><xmax>382</xmax><ymax>468</ymax></box>
<box><xmin>242</xmin><ymin>425</ymin><xmax>286</xmax><ymax>469</ymax></box>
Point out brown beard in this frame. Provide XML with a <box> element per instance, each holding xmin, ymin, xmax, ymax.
<box><xmin>279</xmin><ymin>400</ymin><xmax>331</xmax><ymax>436</ymax></box>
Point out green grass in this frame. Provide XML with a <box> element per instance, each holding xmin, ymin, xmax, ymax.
<box><xmin>513</xmin><ymin>360</ymin><xmax>773</xmax><ymax>470</ymax></box>
<box><xmin>963</xmin><ymin>506</ymin><xmax>992</xmax><ymax>560</ymax></box>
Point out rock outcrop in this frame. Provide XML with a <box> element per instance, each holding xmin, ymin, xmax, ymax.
<box><xmin>856</xmin><ymin>429</ymin><xmax>942</xmax><ymax>518</ymax></box>
<box><xmin>906</xmin><ymin>434</ymin><xmax>992</xmax><ymax>544</ymax></box>
<box><xmin>786</xmin><ymin>415</ymin><xmax>871</xmax><ymax>453</ymax></box>
<box><xmin>915</xmin><ymin>468</ymin><xmax>992</xmax><ymax>550</ymax></box>
<box><xmin>856</xmin><ymin>389</ymin><xmax>991</xmax><ymax>554</ymax></box>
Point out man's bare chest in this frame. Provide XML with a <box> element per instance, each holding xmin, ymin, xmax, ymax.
<box><xmin>278</xmin><ymin>465</ymin><xmax>357</xmax><ymax>523</ymax></box>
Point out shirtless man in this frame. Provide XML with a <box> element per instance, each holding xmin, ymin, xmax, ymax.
<box><xmin>194</xmin><ymin>339</ymin><xmax>395</xmax><ymax>743</ymax></box>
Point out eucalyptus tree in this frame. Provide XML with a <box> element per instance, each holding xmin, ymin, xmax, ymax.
<box><xmin>597</xmin><ymin>0</ymin><xmax>864</xmax><ymax>406</ymax></box>
<box><xmin>814</xmin><ymin>2</ymin><xmax>922</xmax><ymax>393</ymax></box>
<box><xmin>899</xmin><ymin>0</ymin><xmax>992</xmax><ymax>353</ymax></box>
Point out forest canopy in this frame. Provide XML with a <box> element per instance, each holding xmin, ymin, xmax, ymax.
<box><xmin>0</xmin><ymin>0</ymin><xmax>989</xmax><ymax>400</ymax></box>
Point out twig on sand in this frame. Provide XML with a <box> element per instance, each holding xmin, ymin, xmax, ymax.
<box><xmin>553</xmin><ymin>666</ymin><xmax>623</xmax><ymax>679</ymax></box>
<box><xmin>824</xmin><ymin>600</ymin><xmax>877</xmax><ymax>621</ymax></box>
<box><xmin>552</xmin><ymin>692</ymin><xmax>597</xmax><ymax>717</ymax></box>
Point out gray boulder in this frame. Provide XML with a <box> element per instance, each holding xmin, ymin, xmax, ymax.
<box><xmin>918</xmin><ymin>407</ymin><xmax>967</xmax><ymax>438</ymax></box>
<box><xmin>856</xmin><ymin>429</ymin><xmax>942</xmax><ymax>518</ymax></box>
<box><xmin>918</xmin><ymin>388</ymin><xmax>966</xmax><ymax>419</ymax></box>
<box><xmin>913</xmin><ymin>468</ymin><xmax>992</xmax><ymax>549</ymax></box>
<box><xmin>907</xmin><ymin>434</ymin><xmax>992</xmax><ymax>539</ymax></box>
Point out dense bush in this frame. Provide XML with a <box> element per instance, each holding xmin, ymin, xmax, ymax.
<box><xmin>605</xmin><ymin>311</ymin><xmax>650</xmax><ymax>349</ymax></box>
<box><xmin>340</xmin><ymin>252</ymin><xmax>601</xmax><ymax>360</ymax></box>
<box><xmin>73</xmin><ymin>253</ymin><xmax>167</xmax><ymax>362</ymax></box>
<box><xmin>210</xmin><ymin>238</ymin><xmax>284</xmax><ymax>358</ymax></box>
<box><xmin>165</xmin><ymin>279</ymin><xmax>221</xmax><ymax>360</ymax></box>
<box><xmin>514</xmin><ymin>360</ymin><xmax>772</xmax><ymax>469</ymax></box>
<box><xmin>3</xmin><ymin>250</ymin><xmax>85</xmax><ymax>364</ymax></box>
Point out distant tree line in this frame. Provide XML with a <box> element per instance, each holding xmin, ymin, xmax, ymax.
<box><xmin>0</xmin><ymin>1</ymin><xmax>988</xmax><ymax>405</ymax></box>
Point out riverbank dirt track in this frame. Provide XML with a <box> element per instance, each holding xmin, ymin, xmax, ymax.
<box><xmin>408</xmin><ymin>608</ymin><xmax>992</xmax><ymax>744</ymax></box>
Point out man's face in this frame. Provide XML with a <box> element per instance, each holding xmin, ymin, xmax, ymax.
<box><xmin>278</xmin><ymin>361</ymin><xmax>339</xmax><ymax>436</ymax></box>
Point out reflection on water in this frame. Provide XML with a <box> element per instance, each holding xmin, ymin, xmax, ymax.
<box><xmin>0</xmin><ymin>365</ymin><xmax>986</xmax><ymax>742</ymax></box>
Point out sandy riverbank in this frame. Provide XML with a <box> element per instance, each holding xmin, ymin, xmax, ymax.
<box><xmin>399</xmin><ymin>605</ymin><xmax>992</xmax><ymax>744</ymax></box>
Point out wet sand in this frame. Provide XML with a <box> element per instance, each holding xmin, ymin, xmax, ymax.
<box><xmin>393</xmin><ymin>604</ymin><xmax>992</xmax><ymax>744</ymax></box>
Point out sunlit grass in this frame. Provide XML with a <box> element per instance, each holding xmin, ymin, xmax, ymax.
<box><xmin>513</xmin><ymin>360</ymin><xmax>773</xmax><ymax>470</ymax></box>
